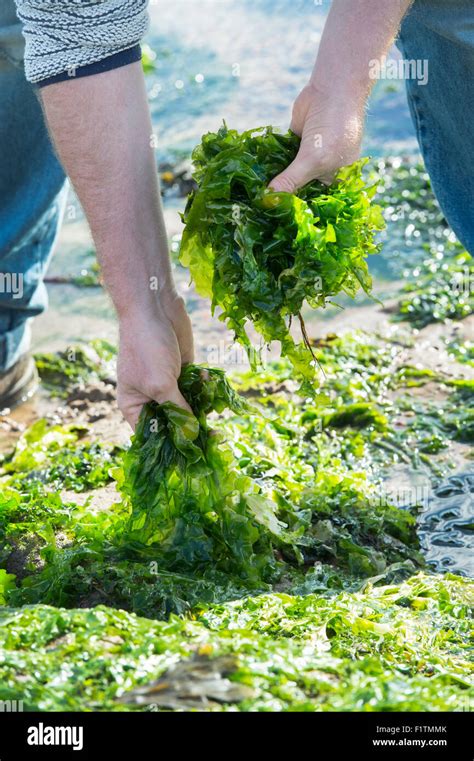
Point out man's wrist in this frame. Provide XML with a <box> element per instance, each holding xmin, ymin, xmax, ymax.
<box><xmin>115</xmin><ymin>284</ymin><xmax>179</xmax><ymax>323</ymax></box>
<box><xmin>307</xmin><ymin>71</ymin><xmax>370</xmax><ymax>113</ymax></box>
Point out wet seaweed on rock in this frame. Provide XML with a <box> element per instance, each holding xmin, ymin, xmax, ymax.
<box><xmin>34</xmin><ymin>340</ymin><xmax>117</xmax><ymax>398</ymax></box>
<box><xmin>0</xmin><ymin>572</ymin><xmax>471</xmax><ymax>712</ymax></box>
<box><xmin>0</xmin><ymin>348</ymin><xmax>433</xmax><ymax>618</ymax></box>
<box><xmin>0</xmin><ymin>330</ymin><xmax>472</xmax><ymax>711</ymax></box>
<box><xmin>395</xmin><ymin>248</ymin><xmax>474</xmax><ymax>328</ymax></box>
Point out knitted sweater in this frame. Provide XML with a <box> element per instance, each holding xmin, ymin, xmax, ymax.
<box><xmin>14</xmin><ymin>0</ymin><xmax>149</xmax><ymax>86</ymax></box>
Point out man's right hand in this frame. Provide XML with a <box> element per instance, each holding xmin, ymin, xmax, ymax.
<box><xmin>270</xmin><ymin>0</ymin><xmax>415</xmax><ymax>193</ymax></box>
<box><xmin>270</xmin><ymin>82</ymin><xmax>364</xmax><ymax>192</ymax></box>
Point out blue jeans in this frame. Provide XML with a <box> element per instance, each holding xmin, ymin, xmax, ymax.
<box><xmin>0</xmin><ymin>1</ymin><xmax>473</xmax><ymax>373</ymax></box>
<box><xmin>397</xmin><ymin>0</ymin><xmax>474</xmax><ymax>254</ymax></box>
<box><xmin>0</xmin><ymin>1</ymin><xmax>66</xmax><ymax>372</ymax></box>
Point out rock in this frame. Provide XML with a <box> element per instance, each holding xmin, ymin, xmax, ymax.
<box><xmin>67</xmin><ymin>384</ymin><xmax>115</xmax><ymax>404</ymax></box>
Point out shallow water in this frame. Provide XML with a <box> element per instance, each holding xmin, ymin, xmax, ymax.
<box><xmin>419</xmin><ymin>473</ymin><xmax>474</xmax><ymax>577</ymax></box>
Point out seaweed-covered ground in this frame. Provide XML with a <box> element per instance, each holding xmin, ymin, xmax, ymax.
<box><xmin>0</xmin><ymin>161</ymin><xmax>473</xmax><ymax>713</ymax></box>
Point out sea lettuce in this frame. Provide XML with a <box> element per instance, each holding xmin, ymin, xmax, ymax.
<box><xmin>0</xmin><ymin>573</ymin><xmax>471</xmax><ymax>711</ymax></box>
<box><xmin>180</xmin><ymin>124</ymin><xmax>384</xmax><ymax>393</ymax></box>
<box><xmin>120</xmin><ymin>365</ymin><xmax>287</xmax><ymax>584</ymax></box>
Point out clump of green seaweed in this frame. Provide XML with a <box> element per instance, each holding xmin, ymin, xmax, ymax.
<box><xmin>121</xmin><ymin>365</ymin><xmax>285</xmax><ymax>585</ymax></box>
<box><xmin>34</xmin><ymin>339</ymin><xmax>116</xmax><ymax>397</ymax></box>
<box><xmin>0</xmin><ymin>573</ymin><xmax>471</xmax><ymax>711</ymax></box>
<box><xmin>1</xmin><ymin>420</ymin><xmax>120</xmax><ymax>493</ymax></box>
<box><xmin>395</xmin><ymin>247</ymin><xmax>473</xmax><ymax>328</ymax></box>
<box><xmin>448</xmin><ymin>339</ymin><xmax>474</xmax><ymax>368</ymax></box>
<box><xmin>180</xmin><ymin>124</ymin><xmax>385</xmax><ymax>394</ymax></box>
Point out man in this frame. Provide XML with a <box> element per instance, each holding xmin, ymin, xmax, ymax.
<box><xmin>0</xmin><ymin>1</ymin><xmax>472</xmax><ymax>428</ymax></box>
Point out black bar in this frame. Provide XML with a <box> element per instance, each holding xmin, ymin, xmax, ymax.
<box><xmin>0</xmin><ymin>711</ymin><xmax>471</xmax><ymax>759</ymax></box>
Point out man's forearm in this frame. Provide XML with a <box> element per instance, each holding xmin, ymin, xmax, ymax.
<box><xmin>40</xmin><ymin>61</ymin><xmax>174</xmax><ymax>320</ymax></box>
<box><xmin>311</xmin><ymin>0</ymin><xmax>414</xmax><ymax>102</ymax></box>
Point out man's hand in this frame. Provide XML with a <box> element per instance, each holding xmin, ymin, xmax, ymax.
<box><xmin>270</xmin><ymin>82</ymin><xmax>364</xmax><ymax>191</ymax></box>
<box><xmin>270</xmin><ymin>0</ymin><xmax>414</xmax><ymax>192</ymax></box>
<box><xmin>117</xmin><ymin>295</ymin><xmax>194</xmax><ymax>430</ymax></box>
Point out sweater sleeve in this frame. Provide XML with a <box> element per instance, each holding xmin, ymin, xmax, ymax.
<box><xmin>14</xmin><ymin>0</ymin><xmax>149</xmax><ymax>86</ymax></box>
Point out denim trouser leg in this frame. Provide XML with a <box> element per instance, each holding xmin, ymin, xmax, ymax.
<box><xmin>397</xmin><ymin>0</ymin><xmax>474</xmax><ymax>254</ymax></box>
<box><xmin>0</xmin><ymin>1</ymin><xmax>66</xmax><ymax>372</ymax></box>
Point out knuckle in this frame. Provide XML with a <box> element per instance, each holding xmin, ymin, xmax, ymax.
<box><xmin>274</xmin><ymin>174</ymin><xmax>296</xmax><ymax>193</ymax></box>
<box><xmin>149</xmin><ymin>379</ymin><xmax>176</xmax><ymax>400</ymax></box>
<box><xmin>116</xmin><ymin>395</ymin><xmax>128</xmax><ymax>415</ymax></box>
